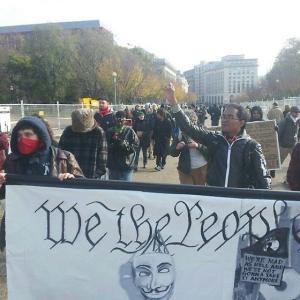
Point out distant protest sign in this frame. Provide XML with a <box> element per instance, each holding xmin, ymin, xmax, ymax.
<box><xmin>6</xmin><ymin>176</ymin><xmax>300</xmax><ymax>300</ymax></box>
<box><xmin>246</xmin><ymin>120</ymin><xmax>280</xmax><ymax>170</ymax></box>
<box><xmin>210</xmin><ymin>120</ymin><xmax>280</xmax><ymax>170</ymax></box>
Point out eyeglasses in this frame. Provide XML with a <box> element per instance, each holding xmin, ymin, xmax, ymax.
<box><xmin>221</xmin><ymin>114</ymin><xmax>239</xmax><ymax>121</ymax></box>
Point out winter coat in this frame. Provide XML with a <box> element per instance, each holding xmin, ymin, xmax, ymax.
<box><xmin>6</xmin><ymin>116</ymin><xmax>84</xmax><ymax>178</ymax></box>
<box><xmin>208</xmin><ymin>106</ymin><xmax>221</xmax><ymax>122</ymax></box>
<box><xmin>133</xmin><ymin>119</ymin><xmax>152</xmax><ymax>148</ymax></box>
<box><xmin>287</xmin><ymin>143</ymin><xmax>300</xmax><ymax>191</ymax></box>
<box><xmin>278</xmin><ymin>115</ymin><xmax>300</xmax><ymax>148</ymax></box>
<box><xmin>267</xmin><ymin>107</ymin><xmax>283</xmax><ymax>124</ymax></box>
<box><xmin>59</xmin><ymin>125</ymin><xmax>107</xmax><ymax>178</ymax></box>
<box><xmin>0</xmin><ymin>116</ymin><xmax>84</xmax><ymax>251</ymax></box>
<box><xmin>5</xmin><ymin>146</ymin><xmax>84</xmax><ymax>178</ymax></box>
<box><xmin>173</xmin><ymin>108</ymin><xmax>271</xmax><ymax>189</ymax></box>
<box><xmin>106</xmin><ymin>126</ymin><xmax>139</xmax><ymax>171</ymax></box>
<box><xmin>153</xmin><ymin>118</ymin><xmax>172</xmax><ymax>156</ymax></box>
<box><xmin>94</xmin><ymin>111</ymin><xmax>116</xmax><ymax>132</ymax></box>
<box><xmin>170</xmin><ymin>130</ymin><xmax>208</xmax><ymax>174</ymax></box>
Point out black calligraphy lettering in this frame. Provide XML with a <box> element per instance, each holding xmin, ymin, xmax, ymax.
<box><xmin>215</xmin><ymin>210</ymin><xmax>240</xmax><ymax>251</ymax></box>
<box><xmin>273</xmin><ymin>200</ymin><xmax>288</xmax><ymax>229</ymax></box>
<box><xmin>35</xmin><ymin>200</ymin><xmax>81</xmax><ymax>249</ymax></box>
<box><xmin>198</xmin><ymin>212</ymin><xmax>223</xmax><ymax>251</ymax></box>
<box><xmin>130</xmin><ymin>204</ymin><xmax>152</xmax><ymax>249</ymax></box>
<box><xmin>167</xmin><ymin>201</ymin><xmax>199</xmax><ymax>248</ymax></box>
<box><xmin>115</xmin><ymin>207</ymin><xmax>132</xmax><ymax>248</ymax></box>
<box><xmin>85</xmin><ymin>213</ymin><xmax>107</xmax><ymax>251</ymax></box>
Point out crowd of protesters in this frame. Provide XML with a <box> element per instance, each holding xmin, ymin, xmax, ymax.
<box><xmin>0</xmin><ymin>84</ymin><xmax>300</xmax><ymax>249</ymax></box>
<box><xmin>0</xmin><ymin>87</ymin><xmax>299</xmax><ymax>191</ymax></box>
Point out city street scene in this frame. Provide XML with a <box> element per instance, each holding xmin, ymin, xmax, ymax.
<box><xmin>0</xmin><ymin>0</ymin><xmax>300</xmax><ymax>299</ymax></box>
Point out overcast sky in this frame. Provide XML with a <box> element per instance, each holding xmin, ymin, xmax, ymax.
<box><xmin>1</xmin><ymin>0</ymin><xmax>300</xmax><ymax>75</ymax></box>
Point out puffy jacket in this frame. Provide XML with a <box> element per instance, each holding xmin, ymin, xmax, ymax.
<box><xmin>278</xmin><ymin>115</ymin><xmax>300</xmax><ymax>148</ymax></box>
<box><xmin>173</xmin><ymin>109</ymin><xmax>271</xmax><ymax>189</ymax></box>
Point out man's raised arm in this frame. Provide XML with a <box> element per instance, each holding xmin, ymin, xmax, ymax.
<box><xmin>165</xmin><ymin>83</ymin><xmax>216</xmax><ymax>146</ymax></box>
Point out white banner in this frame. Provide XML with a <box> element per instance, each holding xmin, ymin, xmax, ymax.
<box><xmin>5</xmin><ymin>177</ymin><xmax>300</xmax><ymax>300</ymax></box>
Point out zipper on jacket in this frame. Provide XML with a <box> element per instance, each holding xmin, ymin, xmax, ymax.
<box><xmin>222</xmin><ymin>136</ymin><xmax>246</xmax><ymax>187</ymax></box>
<box><xmin>224</xmin><ymin>144</ymin><xmax>231</xmax><ymax>187</ymax></box>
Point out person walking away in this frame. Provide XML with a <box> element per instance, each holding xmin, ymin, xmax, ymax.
<box><xmin>287</xmin><ymin>142</ymin><xmax>300</xmax><ymax>190</ymax></box>
<box><xmin>165</xmin><ymin>82</ymin><xmax>271</xmax><ymax>189</ymax></box>
<box><xmin>59</xmin><ymin>109</ymin><xmax>107</xmax><ymax>179</ymax></box>
<box><xmin>170</xmin><ymin>110</ymin><xmax>208</xmax><ymax>185</ymax></box>
<box><xmin>133</xmin><ymin>111</ymin><xmax>151</xmax><ymax>170</ymax></box>
<box><xmin>148</xmin><ymin>104</ymin><xmax>159</xmax><ymax>159</ymax></box>
<box><xmin>94</xmin><ymin>98</ymin><xmax>116</xmax><ymax>132</ymax></box>
<box><xmin>267</xmin><ymin>102</ymin><xmax>283</xmax><ymax>124</ymax></box>
<box><xmin>153</xmin><ymin>109</ymin><xmax>172</xmax><ymax>171</ymax></box>
<box><xmin>283</xmin><ymin>105</ymin><xmax>290</xmax><ymax>118</ymax></box>
<box><xmin>196</xmin><ymin>105</ymin><xmax>207</xmax><ymax>126</ymax></box>
<box><xmin>106</xmin><ymin>111</ymin><xmax>139</xmax><ymax>181</ymax></box>
<box><xmin>278</xmin><ymin>106</ymin><xmax>300</xmax><ymax>165</ymax></box>
<box><xmin>208</xmin><ymin>104</ymin><xmax>221</xmax><ymax>126</ymax></box>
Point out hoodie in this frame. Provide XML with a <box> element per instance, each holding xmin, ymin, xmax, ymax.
<box><xmin>9</xmin><ymin>116</ymin><xmax>52</xmax><ymax>175</ymax></box>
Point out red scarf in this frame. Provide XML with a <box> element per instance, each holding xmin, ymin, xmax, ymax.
<box><xmin>99</xmin><ymin>107</ymin><xmax>111</xmax><ymax>117</ymax></box>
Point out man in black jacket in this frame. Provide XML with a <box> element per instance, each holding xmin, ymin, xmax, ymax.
<box><xmin>165</xmin><ymin>83</ymin><xmax>270</xmax><ymax>189</ymax></box>
<box><xmin>278</xmin><ymin>106</ymin><xmax>300</xmax><ymax>164</ymax></box>
<box><xmin>133</xmin><ymin>111</ymin><xmax>152</xmax><ymax>170</ymax></box>
<box><xmin>94</xmin><ymin>98</ymin><xmax>116</xmax><ymax>132</ymax></box>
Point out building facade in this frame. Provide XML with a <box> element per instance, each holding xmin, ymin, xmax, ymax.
<box><xmin>0</xmin><ymin>20</ymin><xmax>113</xmax><ymax>50</ymax></box>
<box><xmin>153</xmin><ymin>58</ymin><xmax>177</xmax><ymax>82</ymax></box>
<box><xmin>183</xmin><ymin>69</ymin><xmax>195</xmax><ymax>93</ymax></box>
<box><xmin>185</xmin><ymin>55</ymin><xmax>258</xmax><ymax>105</ymax></box>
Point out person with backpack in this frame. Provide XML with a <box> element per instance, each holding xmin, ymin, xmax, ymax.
<box><xmin>165</xmin><ymin>83</ymin><xmax>271</xmax><ymax>189</ymax></box>
<box><xmin>106</xmin><ymin>110</ymin><xmax>139</xmax><ymax>181</ymax></box>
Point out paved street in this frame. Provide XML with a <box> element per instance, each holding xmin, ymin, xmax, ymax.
<box><xmin>133</xmin><ymin>153</ymin><xmax>289</xmax><ymax>190</ymax></box>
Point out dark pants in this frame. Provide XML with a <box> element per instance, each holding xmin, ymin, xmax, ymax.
<box><xmin>109</xmin><ymin>169</ymin><xmax>133</xmax><ymax>181</ymax></box>
<box><xmin>134</xmin><ymin>145</ymin><xmax>148</xmax><ymax>167</ymax></box>
<box><xmin>156</xmin><ymin>155</ymin><xmax>167</xmax><ymax>167</ymax></box>
<box><xmin>211</xmin><ymin>119</ymin><xmax>220</xmax><ymax>126</ymax></box>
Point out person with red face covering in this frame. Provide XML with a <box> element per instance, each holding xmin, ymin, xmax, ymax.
<box><xmin>0</xmin><ymin>116</ymin><xmax>84</xmax><ymax>251</ymax></box>
<box><xmin>0</xmin><ymin>116</ymin><xmax>83</xmax><ymax>183</ymax></box>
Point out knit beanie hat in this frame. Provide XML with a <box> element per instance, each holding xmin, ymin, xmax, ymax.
<box><xmin>71</xmin><ymin>109</ymin><xmax>96</xmax><ymax>133</ymax></box>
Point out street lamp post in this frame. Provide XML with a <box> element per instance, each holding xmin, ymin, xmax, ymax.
<box><xmin>275</xmin><ymin>79</ymin><xmax>280</xmax><ymax>100</ymax></box>
<box><xmin>9</xmin><ymin>85</ymin><xmax>14</xmax><ymax>103</ymax></box>
<box><xmin>112</xmin><ymin>72</ymin><xmax>117</xmax><ymax>105</ymax></box>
